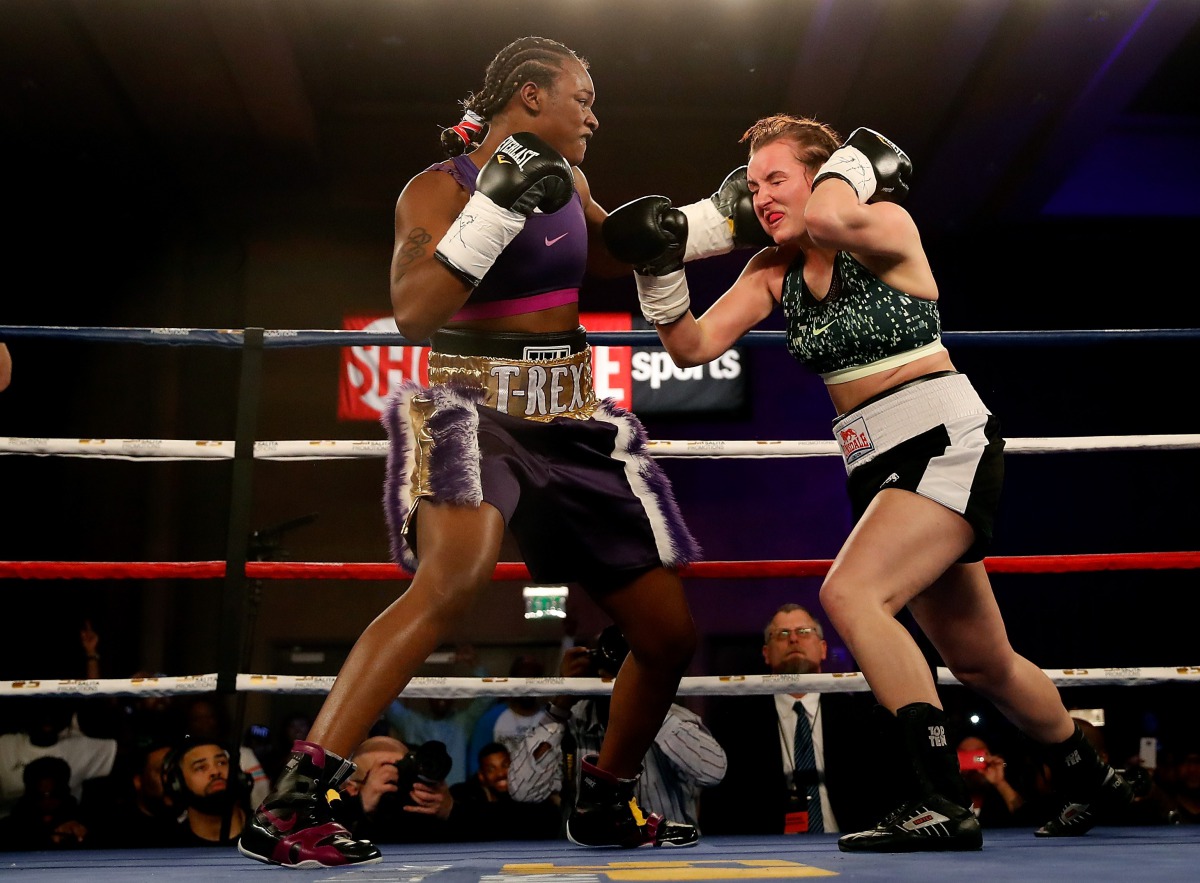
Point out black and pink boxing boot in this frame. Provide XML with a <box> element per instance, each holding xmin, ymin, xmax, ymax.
<box><xmin>238</xmin><ymin>740</ymin><xmax>381</xmax><ymax>868</ymax></box>
<box><xmin>565</xmin><ymin>755</ymin><xmax>698</xmax><ymax>848</ymax></box>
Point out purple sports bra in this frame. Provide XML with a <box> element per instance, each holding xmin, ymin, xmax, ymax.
<box><xmin>433</xmin><ymin>154</ymin><xmax>587</xmax><ymax>321</ymax></box>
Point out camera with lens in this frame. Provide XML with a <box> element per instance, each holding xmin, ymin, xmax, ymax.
<box><xmin>1115</xmin><ymin>765</ymin><xmax>1154</xmax><ymax>798</ymax></box>
<box><xmin>587</xmin><ymin>625</ymin><xmax>631</xmax><ymax>675</ymax></box>
<box><xmin>385</xmin><ymin>740</ymin><xmax>453</xmax><ymax>808</ymax></box>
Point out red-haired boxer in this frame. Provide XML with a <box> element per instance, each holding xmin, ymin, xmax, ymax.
<box><xmin>603</xmin><ymin>116</ymin><xmax>1133</xmax><ymax>853</ymax></box>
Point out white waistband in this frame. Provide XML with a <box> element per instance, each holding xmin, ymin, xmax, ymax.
<box><xmin>832</xmin><ymin>373</ymin><xmax>988</xmax><ymax>471</ymax></box>
<box><xmin>822</xmin><ymin>339</ymin><xmax>946</xmax><ymax>384</ymax></box>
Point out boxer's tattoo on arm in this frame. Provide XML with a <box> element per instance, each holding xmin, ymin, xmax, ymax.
<box><xmin>394</xmin><ymin>227</ymin><xmax>433</xmax><ymax>279</ymax></box>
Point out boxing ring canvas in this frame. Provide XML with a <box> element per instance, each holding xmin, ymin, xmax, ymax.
<box><xmin>4</xmin><ymin>830</ymin><xmax>1198</xmax><ymax>881</ymax></box>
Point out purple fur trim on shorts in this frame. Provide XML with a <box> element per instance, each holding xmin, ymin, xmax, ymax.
<box><xmin>596</xmin><ymin>400</ymin><xmax>702</xmax><ymax>568</ymax></box>
<box><xmin>381</xmin><ymin>382</ymin><xmax>486</xmax><ymax>572</ymax></box>
<box><xmin>382</xmin><ymin>382</ymin><xmax>420</xmax><ymax>572</ymax></box>
<box><xmin>423</xmin><ymin>387</ymin><xmax>485</xmax><ymax>504</ymax></box>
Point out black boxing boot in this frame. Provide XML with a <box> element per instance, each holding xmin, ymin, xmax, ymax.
<box><xmin>838</xmin><ymin>703</ymin><xmax>982</xmax><ymax>853</ymax></box>
<box><xmin>566</xmin><ymin>756</ymin><xmax>698</xmax><ymax>848</ymax></box>
<box><xmin>1035</xmin><ymin>723</ymin><xmax>1134</xmax><ymax>837</ymax></box>
<box><xmin>238</xmin><ymin>740</ymin><xmax>382</xmax><ymax>868</ymax></box>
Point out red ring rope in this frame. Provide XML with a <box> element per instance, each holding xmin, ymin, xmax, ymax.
<box><xmin>1</xmin><ymin>551</ymin><xmax>1197</xmax><ymax>581</ymax></box>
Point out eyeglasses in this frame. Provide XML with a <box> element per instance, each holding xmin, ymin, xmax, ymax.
<box><xmin>769</xmin><ymin>627</ymin><xmax>820</xmax><ymax>642</ymax></box>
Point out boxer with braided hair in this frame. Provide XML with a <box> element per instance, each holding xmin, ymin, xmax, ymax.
<box><xmin>604</xmin><ymin>114</ymin><xmax>1134</xmax><ymax>853</ymax></box>
<box><xmin>239</xmin><ymin>37</ymin><xmax>705</xmax><ymax>869</ymax></box>
<box><xmin>441</xmin><ymin>36</ymin><xmax>586</xmax><ymax>157</ymax></box>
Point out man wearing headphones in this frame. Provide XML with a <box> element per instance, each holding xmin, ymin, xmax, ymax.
<box><xmin>163</xmin><ymin>737</ymin><xmax>251</xmax><ymax>847</ymax></box>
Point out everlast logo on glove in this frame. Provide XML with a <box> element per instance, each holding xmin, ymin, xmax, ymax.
<box><xmin>496</xmin><ymin>135</ymin><xmax>541</xmax><ymax>170</ymax></box>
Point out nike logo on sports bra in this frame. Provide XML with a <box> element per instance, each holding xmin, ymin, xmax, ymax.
<box><xmin>813</xmin><ymin>319</ymin><xmax>837</xmax><ymax>335</ymax></box>
<box><xmin>544</xmin><ymin>232</ymin><xmax>570</xmax><ymax>247</ymax></box>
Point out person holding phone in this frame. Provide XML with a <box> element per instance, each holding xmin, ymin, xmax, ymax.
<box><xmin>957</xmin><ymin>736</ymin><xmax>1030</xmax><ymax>828</ymax></box>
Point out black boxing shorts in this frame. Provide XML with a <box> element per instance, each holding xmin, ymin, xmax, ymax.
<box><xmin>381</xmin><ymin>327</ymin><xmax>700</xmax><ymax>589</ymax></box>
<box><xmin>833</xmin><ymin>371</ymin><xmax>1004</xmax><ymax>563</ymax></box>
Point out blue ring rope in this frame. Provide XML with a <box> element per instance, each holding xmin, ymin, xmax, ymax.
<box><xmin>1</xmin><ymin>325</ymin><xmax>1197</xmax><ymax>348</ymax></box>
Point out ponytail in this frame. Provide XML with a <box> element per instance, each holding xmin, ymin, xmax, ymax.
<box><xmin>440</xmin><ymin>109</ymin><xmax>486</xmax><ymax>157</ymax></box>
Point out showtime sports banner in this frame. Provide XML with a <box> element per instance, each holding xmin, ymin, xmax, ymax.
<box><xmin>339</xmin><ymin>313</ymin><xmax>745</xmax><ymax>421</ymax></box>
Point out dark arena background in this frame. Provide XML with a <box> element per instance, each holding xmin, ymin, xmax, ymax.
<box><xmin>1</xmin><ymin>1</ymin><xmax>1198</xmax><ymax>879</ymax></box>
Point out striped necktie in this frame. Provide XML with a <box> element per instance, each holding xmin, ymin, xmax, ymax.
<box><xmin>793</xmin><ymin>700</ymin><xmax>823</xmax><ymax>833</ymax></box>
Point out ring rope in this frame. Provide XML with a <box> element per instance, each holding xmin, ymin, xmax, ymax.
<box><xmin>4</xmin><ymin>667</ymin><xmax>1199</xmax><ymax>699</ymax></box>
<box><xmin>4</xmin><ymin>324</ymin><xmax>1194</xmax><ymax>706</ymax></box>
<box><xmin>3</xmin><ymin>324</ymin><xmax>1199</xmax><ymax>349</ymax></box>
<box><xmin>3</xmin><ymin>435</ymin><xmax>1198</xmax><ymax>461</ymax></box>
<box><xmin>1</xmin><ymin>552</ymin><xmax>1198</xmax><ymax>582</ymax></box>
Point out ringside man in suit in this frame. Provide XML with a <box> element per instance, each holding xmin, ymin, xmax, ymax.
<box><xmin>701</xmin><ymin>604</ymin><xmax>885</xmax><ymax>834</ymax></box>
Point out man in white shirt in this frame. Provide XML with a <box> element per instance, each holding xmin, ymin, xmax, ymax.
<box><xmin>508</xmin><ymin>627</ymin><xmax>727</xmax><ymax>837</ymax></box>
<box><xmin>0</xmin><ymin>699</ymin><xmax>117</xmax><ymax>819</ymax></box>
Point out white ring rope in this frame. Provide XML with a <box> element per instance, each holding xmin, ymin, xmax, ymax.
<box><xmin>4</xmin><ymin>667</ymin><xmax>1198</xmax><ymax>698</ymax></box>
<box><xmin>3</xmin><ymin>435</ymin><xmax>1198</xmax><ymax>461</ymax></box>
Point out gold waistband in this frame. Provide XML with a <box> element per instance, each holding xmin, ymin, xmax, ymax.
<box><xmin>427</xmin><ymin>348</ymin><xmax>598</xmax><ymax>421</ymax></box>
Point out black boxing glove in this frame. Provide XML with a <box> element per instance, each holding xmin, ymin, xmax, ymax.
<box><xmin>602</xmin><ymin>196</ymin><xmax>691</xmax><ymax>325</ymax></box>
<box><xmin>602</xmin><ymin>195</ymin><xmax>687</xmax><ymax>274</ymax></box>
<box><xmin>813</xmin><ymin>128</ymin><xmax>912</xmax><ymax>204</ymax></box>
<box><xmin>436</xmin><ymin>132</ymin><xmax>576</xmax><ymax>286</ymax></box>
<box><xmin>679</xmin><ymin>165</ymin><xmax>774</xmax><ymax>259</ymax></box>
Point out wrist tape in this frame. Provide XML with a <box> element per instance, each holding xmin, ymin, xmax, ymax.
<box><xmin>434</xmin><ymin>191</ymin><xmax>526</xmax><ymax>287</ymax></box>
<box><xmin>679</xmin><ymin>198</ymin><xmax>734</xmax><ymax>262</ymax></box>
<box><xmin>634</xmin><ymin>268</ymin><xmax>691</xmax><ymax>325</ymax></box>
<box><xmin>813</xmin><ymin>146</ymin><xmax>877</xmax><ymax>204</ymax></box>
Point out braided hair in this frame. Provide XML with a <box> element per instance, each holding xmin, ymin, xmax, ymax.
<box><xmin>440</xmin><ymin>36</ymin><xmax>587</xmax><ymax>157</ymax></box>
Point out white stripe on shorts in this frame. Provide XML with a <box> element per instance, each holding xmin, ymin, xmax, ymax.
<box><xmin>914</xmin><ymin>413</ymin><xmax>990</xmax><ymax>515</ymax></box>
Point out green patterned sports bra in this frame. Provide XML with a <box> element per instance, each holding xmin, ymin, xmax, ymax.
<box><xmin>781</xmin><ymin>251</ymin><xmax>943</xmax><ymax>384</ymax></box>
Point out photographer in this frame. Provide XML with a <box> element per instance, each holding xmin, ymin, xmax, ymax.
<box><xmin>508</xmin><ymin>627</ymin><xmax>726</xmax><ymax>835</ymax></box>
<box><xmin>338</xmin><ymin>736</ymin><xmax>461</xmax><ymax>843</ymax></box>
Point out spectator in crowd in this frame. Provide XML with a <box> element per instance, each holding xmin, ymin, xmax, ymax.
<box><xmin>0</xmin><ymin>698</ymin><xmax>118</xmax><ymax>820</ymax></box>
<box><xmin>451</xmin><ymin>741</ymin><xmax>560</xmax><ymax>840</ymax></box>
<box><xmin>701</xmin><ymin>603</ymin><xmax>883</xmax><ymax>835</ymax></box>
<box><xmin>66</xmin><ymin>622</ymin><xmax>180</xmax><ymax>780</ymax></box>
<box><xmin>336</xmin><ymin>735</ymin><xmax>460</xmax><ymax>843</ymax></box>
<box><xmin>163</xmin><ymin>736</ymin><xmax>251</xmax><ymax>847</ymax></box>
<box><xmin>1166</xmin><ymin>744</ymin><xmax>1200</xmax><ymax>823</ymax></box>
<box><xmin>956</xmin><ymin>735</ymin><xmax>1031</xmax><ymax>828</ymax></box>
<box><xmin>241</xmin><ymin>711</ymin><xmax>319</xmax><ymax>784</ymax></box>
<box><xmin>467</xmin><ymin>655</ymin><xmax>551</xmax><ymax>776</ymax></box>
<box><xmin>175</xmin><ymin>694</ymin><xmax>270</xmax><ymax>808</ymax></box>
<box><xmin>80</xmin><ymin>620</ymin><xmax>101</xmax><ymax>681</ymax></box>
<box><xmin>0</xmin><ymin>757</ymin><xmax>92</xmax><ymax>851</ymax></box>
<box><xmin>89</xmin><ymin>735</ymin><xmax>181</xmax><ymax>849</ymax></box>
<box><xmin>384</xmin><ymin>646</ymin><xmax>493</xmax><ymax>787</ymax></box>
<box><xmin>271</xmin><ymin>712</ymin><xmax>316</xmax><ymax>781</ymax></box>
<box><xmin>508</xmin><ymin>626</ymin><xmax>726</xmax><ymax>833</ymax></box>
